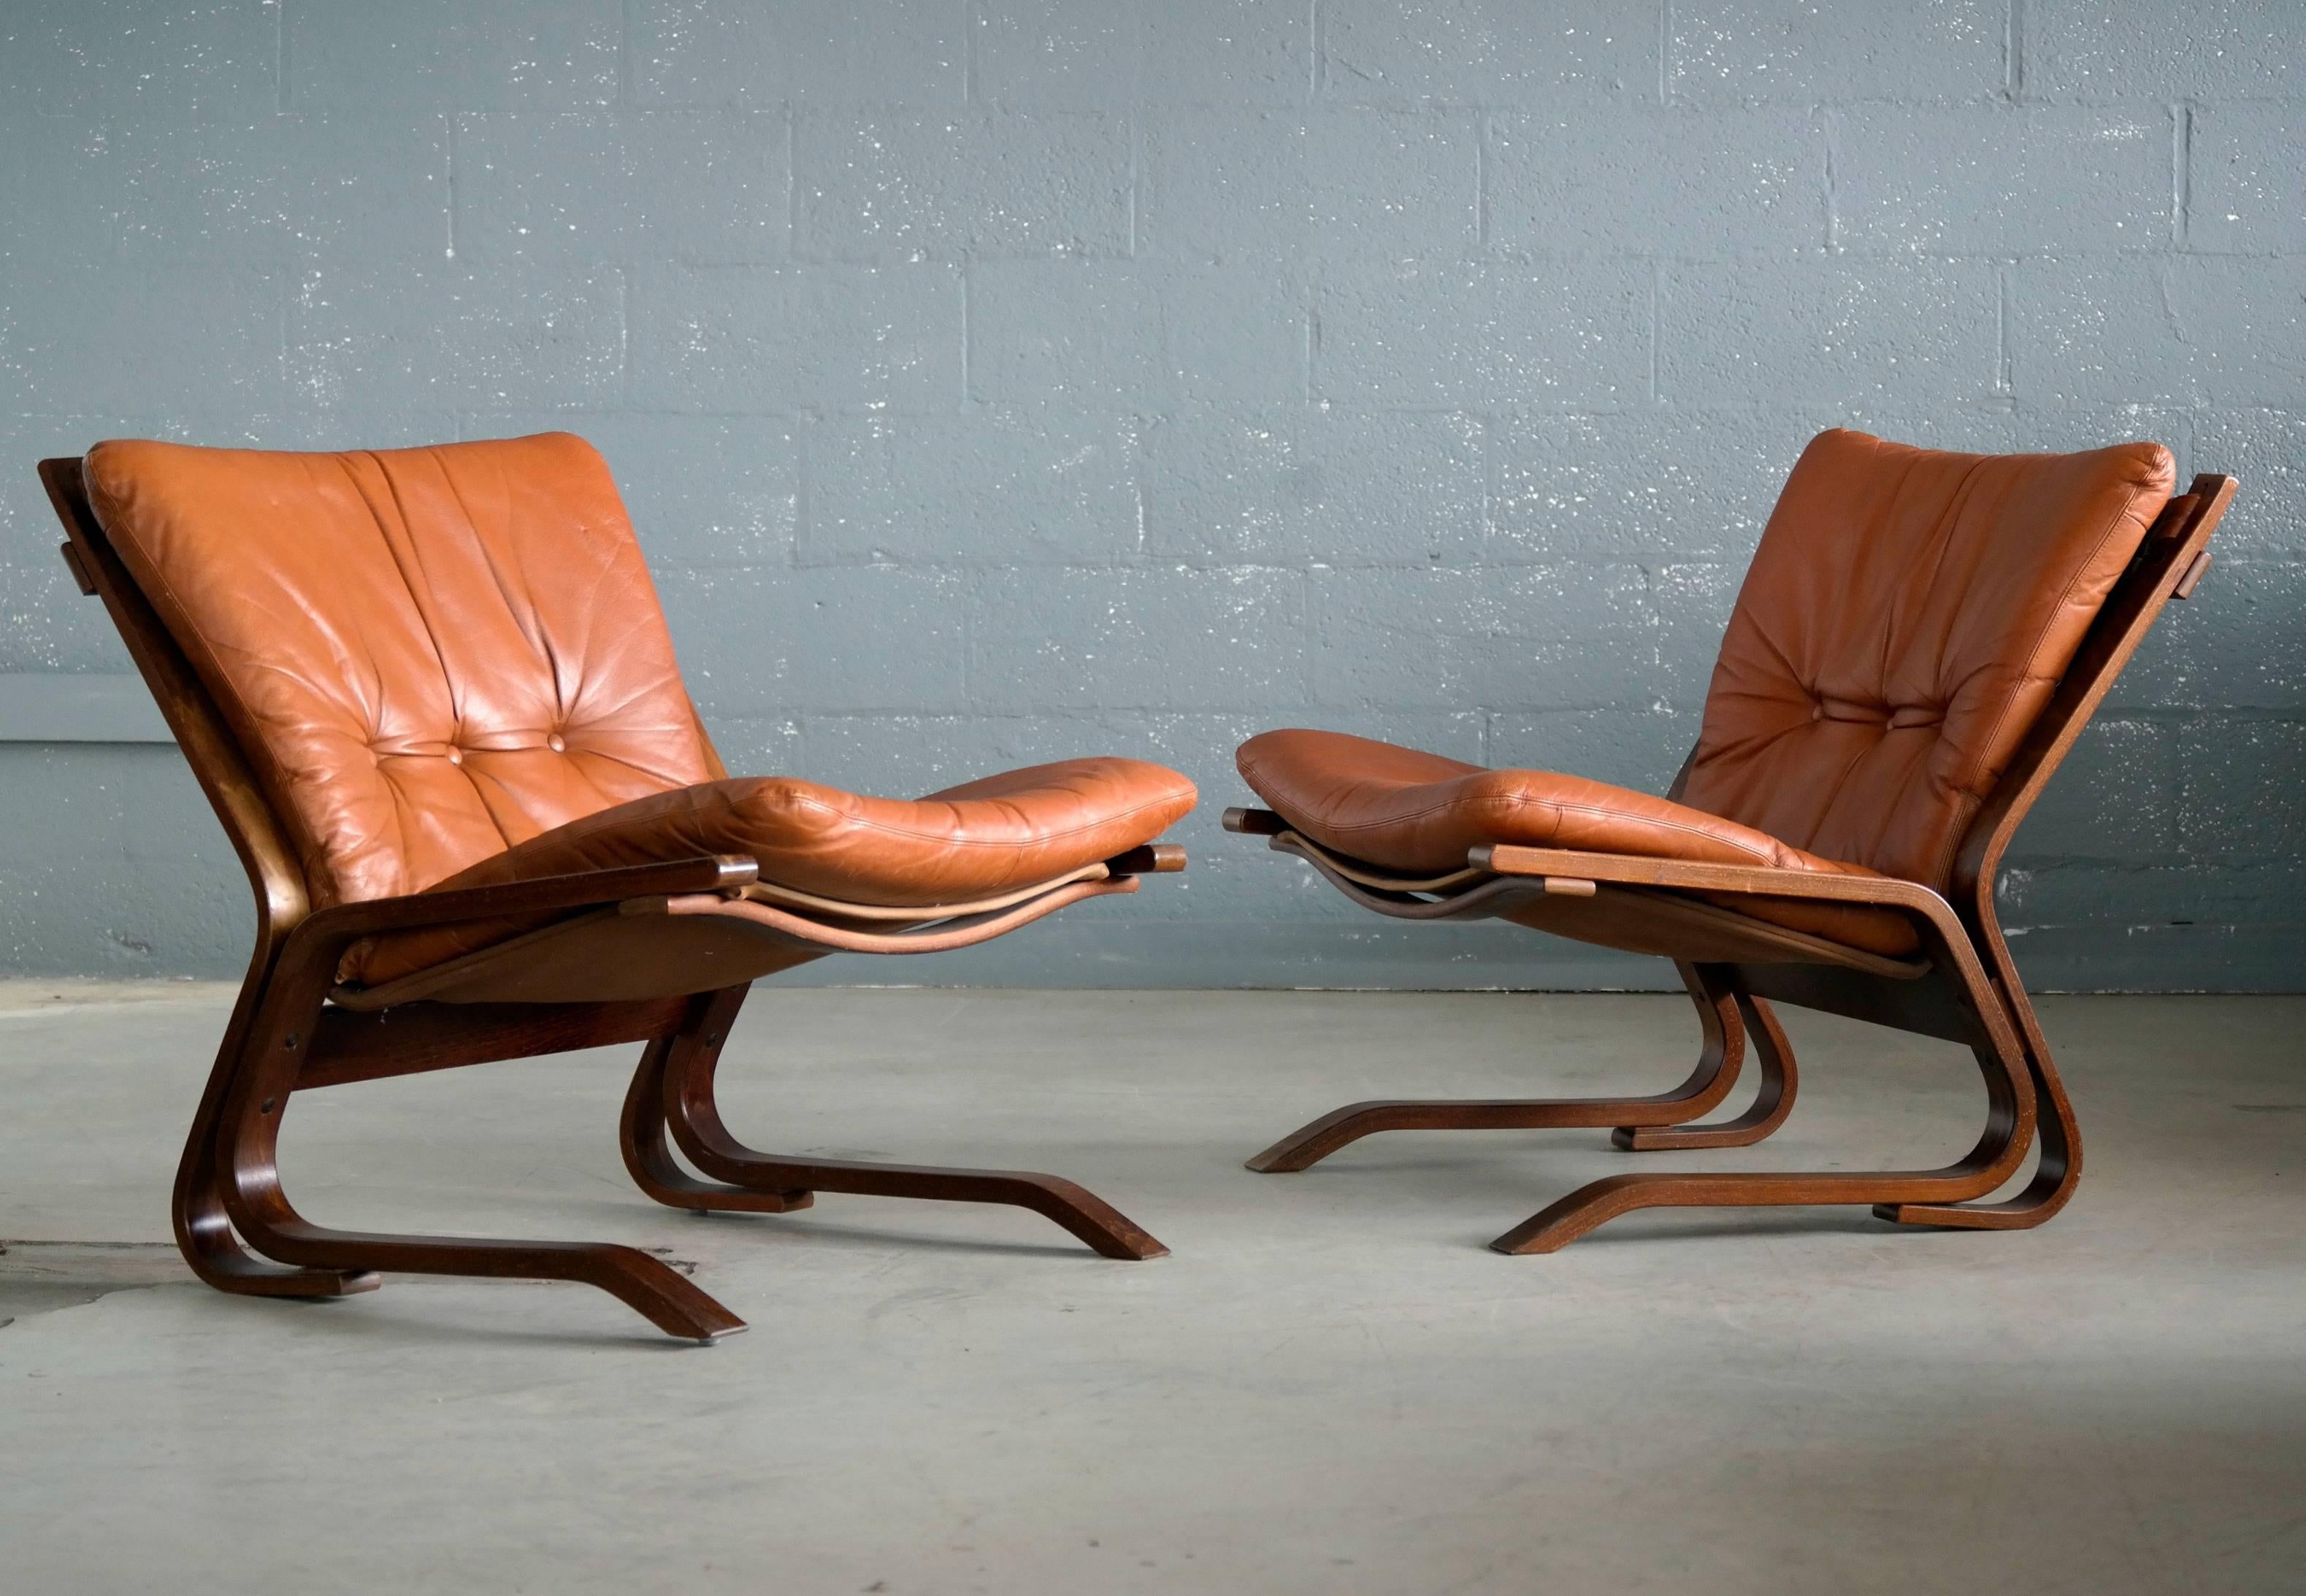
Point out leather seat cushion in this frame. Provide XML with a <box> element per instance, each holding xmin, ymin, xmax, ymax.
<box><xmin>1236</xmin><ymin>729</ymin><xmax>1919</xmax><ymax>957</ymax></box>
<box><xmin>348</xmin><ymin>757</ymin><xmax>1198</xmax><ymax>986</ymax></box>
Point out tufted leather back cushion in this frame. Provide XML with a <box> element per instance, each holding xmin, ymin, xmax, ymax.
<box><xmin>1680</xmin><ymin>429</ymin><xmax>2175</xmax><ymax>889</ymax></box>
<box><xmin>85</xmin><ymin>433</ymin><xmax>714</xmax><ymax>905</ymax></box>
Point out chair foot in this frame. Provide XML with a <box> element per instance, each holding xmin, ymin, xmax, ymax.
<box><xmin>183</xmin><ymin>1211</ymin><xmax>383</xmax><ymax>1300</ymax></box>
<box><xmin>1873</xmin><ymin>1197</ymin><xmax>2057</xmax><ymax>1230</ymax></box>
<box><xmin>212</xmin><ymin>1188</ymin><xmax>747</xmax><ymax>1340</ymax></box>
<box><xmin>241</xmin><ymin>1221</ymin><xmax>747</xmax><ymax>1341</ymax></box>
<box><xmin>1246</xmin><ymin>1100</ymin><xmax>1499</xmax><ymax>1174</ymax></box>
<box><xmin>1247</xmin><ymin>962</ymin><xmax>1750</xmax><ymax>1173</ymax></box>
<box><xmin>183</xmin><ymin>1162</ymin><xmax>383</xmax><ymax>1299</ymax></box>
<box><xmin>713</xmin><ymin>1155</ymin><xmax>1170</xmax><ymax>1261</ymax></box>
<box><xmin>191</xmin><ymin>1251</ymin><xmax>381</xmax><ymax>1299</ymax></box>
<box><xmin>1491</xmin><ymin>1162</ymin><xmax>2018</xmax><ymax>1257</ymax></box>
<box><xmin>629</xmin><ymin>987</ymin><xmax>1168</xmax><ymax>1261</ymax></box>
<box><xmin>1490</xmin><ymin>1173</ymin><xmax>1659</xmax><ymax>1254</ymax></box>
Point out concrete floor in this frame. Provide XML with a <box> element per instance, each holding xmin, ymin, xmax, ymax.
<box><xmin>0</xmin><ymin>983</ymin><xmax>2299</xmax><ymax>1594</ymax></box>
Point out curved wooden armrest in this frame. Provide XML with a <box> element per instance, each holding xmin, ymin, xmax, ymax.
<box><xmin>1470</xmin><ymin>843</ymin><xmax>1951</xmax><ymax>920</ymax></box>
<box><xmin>295</xmin><ymin>854</ymin><xmax>759</xmax><ymax>946</ymax></box>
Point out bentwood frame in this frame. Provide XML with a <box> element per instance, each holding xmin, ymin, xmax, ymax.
<box><xmin>43</xmin><ymin>457</ymin><xmax>1179</xmax><ymax>1341</ymax></box>
<box><xmin>1229</xmin><ymin>474</ymin><xmax>2233</xmax><ymax>1252</ymax></box>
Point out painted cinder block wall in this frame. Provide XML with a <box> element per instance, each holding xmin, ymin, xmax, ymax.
<box><xmin>0</xmin><ymin>1</ymin><xmax>2299</xmax><ymax>988</ymax></box>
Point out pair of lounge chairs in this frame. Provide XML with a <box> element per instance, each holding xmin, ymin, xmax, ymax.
<box><xmin>40</xmin><ymin>427</ymin><xmax>2230</xmax><ymax>1339</ymax></box>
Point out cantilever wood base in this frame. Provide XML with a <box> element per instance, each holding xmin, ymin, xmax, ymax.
<box><xmin>1255</xmin><ymin>962</ymin><xmax>2038</xmax><ymax>1256</ymax></box>
<box><xmin>1246</xmin><ymin>963</ymin><xmax>1799</xmax><ymax>1174</ymax></box>
<box><xmin>621</xmin><ymin>986</ymin><xmax>1168</xmax><ymax>1262</ymax></box>
<box><xmin>1489</xmin><ymin>1012</ymin><xmax>2033</xmax><ymax>1257</ymax></box>
<box><xmin>1249</xmin><ymin>943</ymin><xmax>2037</xmax><ymax>1254</ymax></box>
<box><xmin>175</xmin><ymin>970</ymin><xmax>1168</xmax><ymax>1343</ymax></box>
<box><xmin>1229</xmin><ymin>818</ymin><xmax>2051</xmax><ymax>1253</ymax></box>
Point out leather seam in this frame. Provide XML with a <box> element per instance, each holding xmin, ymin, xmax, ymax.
<box><xmin>432</xmin><ymin>445</ymin><xmax>556</xmax><ymax>686</ymax></box>
<box><xmin>1788</xmin><ymin>731</ymin><xmax>1886</xmax><ymax>872</ymax></box>
<box><xmin>356</xmin><ymin>451</ymin><xmax>486</xmax><ymax>868</ymax></box>
<box><xmin>1961</xmin><ymin>469</ymin><xmax>2158</xmax><ymax>805</ymax></box>
<box><xmin>85</xmin><ymin>456</ymin><xmax>345</xmax><ymax>904</ymax></box>
<box><xmin>1874</xmin><ymin>445</ymin><xmax>1949</xmax><ymax>694</ymax></box>
<box><xmin>1925</xmin><ymin>789</ymin><xmax>1986</xmax><ymax>891</ymax></box>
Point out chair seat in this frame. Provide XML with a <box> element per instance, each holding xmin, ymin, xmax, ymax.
<box><xmin>1236</xmin><ymin>729</ymin><xmax>1920</xmax><ymax>957</ymax></box>
<box><xmin>346</xmin><ymin>756</ymin><xmax>1198</xmax><ymax>986</ymax></box>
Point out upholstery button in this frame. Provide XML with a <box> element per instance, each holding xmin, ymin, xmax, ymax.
<box><xmin>1809</xmin><ymin>704</ymin><xmax>1823</xmax><ymax>722</ymax></box>
<box><xmin>445</xmin><ymin>747</ymin><xmax>464</xmax><ymax>767</ymax></box>
<box><xmin>546</xmin><ymin>733</ymin><xmax>567</xmax><ymax>753</ymax></box>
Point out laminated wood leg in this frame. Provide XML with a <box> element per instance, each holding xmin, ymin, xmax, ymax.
<box><xmin>1489</xmin><ymin>958</ymin><xmax>2039</xmax><ymax>1255</ymax></box>
<box><xmin>173</xmin><ymin>956</ymin><xmax>378</xmax><ymax>1301</ymax></box>
<box><xmin>646</xmin><ymin>986</ymin><xmax>1168</xmax><ymax>1261</ymax></box>
<box><xmin>210</xmin><ymin>943</ymin><xmax>746</xmax><ymax>1343</ymax></box>
<box><xmin>1245</xmin><ymin>962</ymin><xmax>1751</xmax><ymax>1174</ymax></box>
<box><xmin>1874</xmin><ymin>975</ymin><xmax>2080</xmax><ymax>1230</ymax></box>
<box><xmin>1612</xmin><ymin>984</ymin><xmax>1799</xmax><ymax>1152</ymax></box>
<box><xmin>621</xmin><ymin>987</ymin><xmax>813</xmax><ymax>1216</ymax></box>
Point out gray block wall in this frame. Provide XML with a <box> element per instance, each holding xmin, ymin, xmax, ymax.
<box><xmin>1</xmin><ymin>1</ymin><xmax>2299</xmax><ymax>989</ymax></box>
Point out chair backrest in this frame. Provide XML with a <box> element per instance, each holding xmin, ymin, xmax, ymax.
<box><xmin>77</xmin><ymin>433</ymin><xmax>713</xmax><ymax>905</ymax></box>
<box><xmin>1679</xmin><ymin>429</ymin><xmax>2179</xmax><ymax>890</ymax></box>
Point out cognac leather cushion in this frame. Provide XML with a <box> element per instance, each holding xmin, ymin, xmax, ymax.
<box><xmin>1235</xmin><ymin>729</ymin><xmax>1919</xmax><ymax>956</ymax></box>
<box><xmin>352</xmin><ymin>758</ymin><xmax>1198</xmax><ymax>986</ymax></box>
<box><xmin>85</xmin><ymin>434</ymin><xmax>718</xmax><ymax>905</ymax></box>
<box><xmin>85</xmin><ymin>432</ymin><xmax>1197</xmax><ymax>984</ymax></box>
<box><xmin>1682</xmin><ymin>429</ymin><xmax>2175</xmax><ymax>886</ymax></box>
<box><xmin>1236</xmin><ymin>430</ymin><xmax>2177</xmax><ymax>959</ymax></box>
